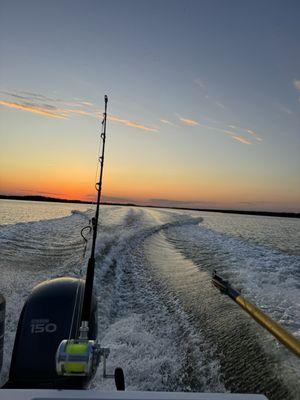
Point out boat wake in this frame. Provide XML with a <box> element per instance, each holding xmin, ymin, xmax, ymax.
<box><xmin>0</xmin><ymin>206</ymin><xmax>299</xmax><ymax>399</ymax></box>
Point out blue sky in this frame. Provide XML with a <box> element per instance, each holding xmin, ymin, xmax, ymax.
<box><xmin>0</xmin><ymin>0</ymin><xmax>299</xmax><ymax>211</ymax></box>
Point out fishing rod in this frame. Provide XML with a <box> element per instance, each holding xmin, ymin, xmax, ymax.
<box><xmin>56</xmin><ymin>95</ymin><xmax>124</xmax><ymax>385</ymax></box>
<box><xmin>55</xmin><ymin>95</ymin><xmax>124</xmax><ymax>387</ymax></box>
<box><xmin>3</xmin><ymin>95</ymin><xmax>124</xmax><ymax>390</ymax></box>
<box><xmin>80</xmin><ymin>94</ymin><xmax>108</xmax><ymax>333</ymax></box>
<box><xmin>212</xmin><ymin>271</ymin><xmax>300</xmax><ymax>357</ymax></box>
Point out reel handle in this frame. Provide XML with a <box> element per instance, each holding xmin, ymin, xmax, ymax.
<box><xmin>114</xmin><ymin>367</ymin><xmax>125</xmax><ymax>391</ymax></box>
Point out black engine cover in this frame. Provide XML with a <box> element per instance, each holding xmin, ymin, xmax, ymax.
<box><xmin>5</xmin><ymin>277</ymin><xmax>97</xmax><ymax>389</ymax></box>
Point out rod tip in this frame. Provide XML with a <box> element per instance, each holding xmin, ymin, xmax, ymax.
<box><xmin>104</xmin><ymin>95</ymin><xmax>108</xmax><ymax>103</ymax></box>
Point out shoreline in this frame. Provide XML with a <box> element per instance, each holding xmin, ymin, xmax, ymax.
<box><xmin>1</xmin><ymin>195</ymin><xmax>299</xmax><ymax>219</ymax></box>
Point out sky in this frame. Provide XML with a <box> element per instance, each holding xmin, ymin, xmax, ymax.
<box><xmin>0</xmin><ymin>0</ymin><xmax>299</xmax><ymax>212</ymax></box>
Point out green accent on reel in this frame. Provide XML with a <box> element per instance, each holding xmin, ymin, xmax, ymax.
<box><xmin>63</xmin><ymin>342</ymin><xmax>89</xmax><ymax>374</ymax></box>
<box><xmin>65</xmin><ymin>342</ymin><xmax>89</xmax><ymax>355</ymax></box>
<box><xmin>64</xmin><ymin>362</ymin><xmax>85</xmax><ymax>373</ymax></box>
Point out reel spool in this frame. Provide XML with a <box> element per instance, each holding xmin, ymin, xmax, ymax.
<box><xmin>56</xmin><ymin>339</ymin><xmax>125</xmax><ymax>390</ymax></box>
<box><xmin>56</xmin><ymin>340</ymin><xmax>97</xmax><ymax>376</ymax></box>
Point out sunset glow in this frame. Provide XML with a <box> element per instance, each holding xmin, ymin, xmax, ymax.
<box><xmin>0</xmin><ymin>1</ymin><xmax>299</xmax><ymax>212</ymax></box>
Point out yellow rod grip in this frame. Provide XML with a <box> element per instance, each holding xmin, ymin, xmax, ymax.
<box><xmin>235</xmin><ymin>295</ymin><xmax>300</xmax><ymax>357</ymax></box>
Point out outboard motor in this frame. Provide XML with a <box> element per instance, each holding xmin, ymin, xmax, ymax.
<box><xmin>5</xmin><ymin>278</ymin><xmax>97</xmax><ymax>389</ymax></box>
<box><xmin>0</xmin><ymin>294</ymin><xmax>5</xmax><ymax>373</ymax></box>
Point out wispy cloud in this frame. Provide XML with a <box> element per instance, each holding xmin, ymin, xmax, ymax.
<box><xmin>19</xmin><ymin>91</ymin><xmax>60</xmax><ymax>102</ymax></box>
<box><xmin>245</xmin><ymin>128</ymin><xmax>257</xmax><ymax>137</ymax></box>
<box><xmin>214</xmin><ymin>101</ymin><xmax>226</xmax><ymax>110</ymax></box>
<box><xmin>160</xmin><ymin>118</ymin><xmax>177</xmax><ymax>127</ymax></box>
<box><xmin>197</xmin><ymin>122</ymin><xmax>228</xmax><ymax>134</ymax></box>
<box><xmin>179</xmin><ymin>117</ymin><xmax>199</xmax><ymax>126</ymax></box>
<box><xmin>293</xmin><ymin>80</ymin><xmax>300</xmax><ymax>104</ymax></box>
<box><xmin>231</xmin><ymin>135</ymin><xmax>252</xmax><ymax>145</ymax></box>
<box><xmin>194</xmin><ymin>78</ymin><xmax>206</xmax><ymax>89</ymax></box>
<box><xmin>109</xmin><ymin>115</ymin><xmax>157</xmax><ymax>132</ymax></box>
<box><xmin>192</xmin><ymin>78</ymin><xmax>264</xmax><ymax>143</ymax></box>
<box><xmin>278</xmin><ymin>105</ymin><xmax>293</xmax><ymax>115</ymax></box>
<box><xmin>67</xmin><ymin>109</ymin><xmax>94</xmax><ymax>116</ymax></box>
<box><xmin>194</xmin><ymin>78</ymin><xmax>227</xmax><ymax>110</ymax></box>
<box><xmin>0</xmin><ymin>91</ymin><xmax>93</xmax><ymax>119</ymax></box>
<box><xmin>2</xmin><ymin>91</ymin><xmax>59</xmax><ymax>102</ymax></box>
<box><xmin>81</xmin><ymin>101</ymin><xmax>93</xmax><ymax>106</ymax></box>
<box><xmin>173</xmin><ymin>112</ymin><xmax>261</xmax><ymax>145</ymax></box>
<box><xmin>196</xmin><ymin>123</ymin><xmax>248</xmax><ymax>144</ymax></box>
<box><xmin>227</xmin><ymin>124</ymin><xmax>263</xmax><ymax>142</ymax></box>
<box><xmin>293</xmin><ymin>80</ymin><xmax>300</xmax><ymax>91</ymax></box>
<box><xmin>0</xmin><ymin>100</ymin><xmax>67</xmax><ymax>119</ymax></box>
<box><xmin>0</xmin><ymin>90</ymin><xmax>156</xmax><ymax>132</ymax></box>
<box><xmin>241</xmin><ymin>128</ymin><xmax>262</xmax><ymax>142</ymax></box>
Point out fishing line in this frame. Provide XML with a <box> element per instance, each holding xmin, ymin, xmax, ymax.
<box><xmin>67</xmin><ymin>280</ymin><xmax>81</xmax><ymax>348</ymax></box>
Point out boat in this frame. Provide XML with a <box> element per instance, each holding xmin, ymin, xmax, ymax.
<box><xmin>1</xmin><ymin>95</ymin><xmax>298</xmax><ymax>399</ymax></box>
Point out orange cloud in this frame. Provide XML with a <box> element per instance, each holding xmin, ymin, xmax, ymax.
<box><xmin>243</xmin><ymin>128</ymin><xmax>263</xmax><ymax>142</ymax></box>
<box><xmin>67</xmin><ymin>109</ymin><xmax>95</xmax><ymax>116</ymax></box>
<box><xmin>176</xmin><ymin>117</ymin><xmax>254</xmax><ymax>145</ymax></box>
<box><xmin>0</xmin><ymin>96</ymin><xmax>158</xmax><ymax>133</ymax></box>
<box><xmin>109</xmin><ymin>115</ymin><xmax>157</xmax><ymax>132</ymax></box>
<box><xmin>179</xmin><ymin>117</ymin><xmax>199</xmax><ymax>126</ymax></box>
<box><xmin>232</xmin><ymin>135</ymin><xmax>252</xmax><ymax>145</ymax></box>
<box><xmin>227</xmin><ymin>124</ymin><xmax>262</xmax><ymax>142</ymax></box>
<box><xmin>0</xmin><ymin>100</ymin><xmax>67</xmax><ymax>119</ymax></box>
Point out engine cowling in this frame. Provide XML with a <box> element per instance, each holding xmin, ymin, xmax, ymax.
<box><xmin>5</xmin><ymin>277</ymin><xmax>97</xmax><ymax>389</ymax></box>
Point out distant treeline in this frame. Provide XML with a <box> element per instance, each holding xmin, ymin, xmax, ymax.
<box><xmin>0</xmin><ymin>194</ymin><xmax>90</xmax><ymax>204</ymax></box>
<box><xmin>0</xmin><ymin>194</ymin><xmax>299</xmax><ymax>218</ymax></box>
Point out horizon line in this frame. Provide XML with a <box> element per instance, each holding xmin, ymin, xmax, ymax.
<box><xmin>0</xmin><ymin>194</ymin><xmax>299</xmax><ymax>218</ymax></box>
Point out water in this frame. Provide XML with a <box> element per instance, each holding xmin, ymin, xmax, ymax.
<box><xmin>0</xmin><ymin>200</ymin><xmax>299</xmax><ymax>398</ymax></box>
<box><xmin>0</xmin><ymin>199</ymin><xmax>91</xmax><ymax>225</ymax></box>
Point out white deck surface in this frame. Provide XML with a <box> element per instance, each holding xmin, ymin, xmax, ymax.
<box><xmin>0</xmin><ymin>390</ymin><xmax>268</xmax><ymax>400</ymax></box>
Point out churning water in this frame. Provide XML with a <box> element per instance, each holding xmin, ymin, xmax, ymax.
<box><xmin>0</xmin><ymin>200</ymin><xmax>299</xmax><ymax>399</ymax></box>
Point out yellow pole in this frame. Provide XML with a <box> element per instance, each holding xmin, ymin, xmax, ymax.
<box><xmin>212</xmin><ymin>271</ymin><xmax>300</xmax><ymax>358</ymax></box>
<box><xmin>235</xmin><ymin>295</ymin><xmax>300</xmax><ymax>357</ymax></box>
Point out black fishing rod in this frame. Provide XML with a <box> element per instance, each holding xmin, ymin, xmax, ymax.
<box><xmin>3</xmin><ymin>95</ymin><xmax>124</xmax><ymax>390</ymax></box>
<box><xmin>55</xmin><ymin>95</ymin><xmax>124</xmax><ymax>387</ymax></box>
<box><xmin>80</xmin><ymin>94</ymin><xmax>108</xmax><ymax>330</ymax></box>
<box><xmin>212</xmin><ymin>271</ymin><xmax>300</xmax><ymax>357</ymax></box>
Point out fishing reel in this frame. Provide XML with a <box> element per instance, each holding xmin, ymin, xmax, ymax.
<box><xmin>56</xmin><ymin>339</ymin><xmax>125</xmax><ymax>390</ymax></box>
<box><xmin>56</xmin><ymin>339</ymin><xmax>98</xmax><ymax>376</ymax></box>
